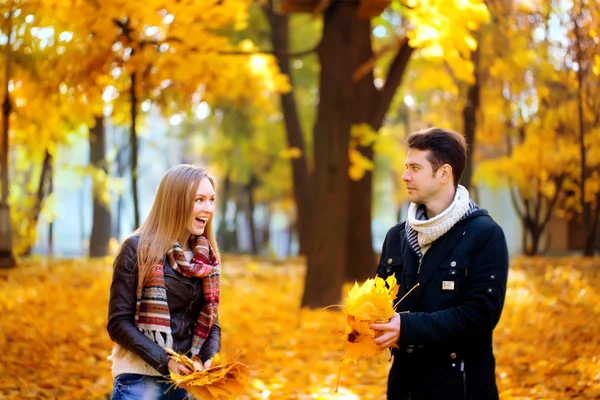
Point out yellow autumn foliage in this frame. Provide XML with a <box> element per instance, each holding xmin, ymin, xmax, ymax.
<box><xmin>1</xmin><ymin>256</ymin><xmax>599</xmax><ymax>398</ymax></box>
<box><xmin>165</xmin><ymin>349</ymin><xmax>253</xmax><ymax>399</ymax></box>
<box><xmin>341</xmin><ymin>275</ymin><xmax>399</xmax><ymax>364</ymax></box>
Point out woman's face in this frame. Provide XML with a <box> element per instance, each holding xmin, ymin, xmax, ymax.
<box><xmin>185</xmin><ymin>177</ymin><xmax>216</xmax><ymax>237</ymax></box>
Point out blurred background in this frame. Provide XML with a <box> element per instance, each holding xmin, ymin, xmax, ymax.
<box><xmin>0</xmin><ymin>0</ymin><xmax>599</xmax><ymax>399</ymax></box>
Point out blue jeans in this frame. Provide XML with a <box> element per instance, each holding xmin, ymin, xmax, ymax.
<box><xmin>111</xmin><ymin>374</ymin><xmax>190</xmax><ymax>400</ymax></box>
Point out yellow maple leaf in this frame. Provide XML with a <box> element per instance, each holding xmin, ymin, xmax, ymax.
<box><xmin>166</xmin><ymin>349</ymin><xmax>254</xmax><ymax>399</ymax></box>
<box><xmin>341</xmin><ymin>275</ymin><xmax>399</xmax><ymax>364</ymax></box>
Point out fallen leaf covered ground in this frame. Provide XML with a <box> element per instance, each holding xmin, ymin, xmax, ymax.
<box><xmin>0</xmin><ymin>255</ymin><xmax>599</xmax><ymax>399</ymax></box>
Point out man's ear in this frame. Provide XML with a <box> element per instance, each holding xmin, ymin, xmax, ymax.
<box><xmin>439</xmin><ymin>164</ymin><xmax>452</xmax><ymax>183</ymax></box>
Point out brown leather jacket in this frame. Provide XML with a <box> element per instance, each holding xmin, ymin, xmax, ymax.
<box><xmin>107</xmin><ymin>235</ymin><xmax>221</xmax><ymax>375</ymax></box>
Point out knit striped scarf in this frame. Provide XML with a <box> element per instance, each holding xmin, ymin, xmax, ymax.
<box><xmin>135</xmin><ymin>235</ymin><xmax>219</xmax><ymax>357</ymax></box>
<box><xmin>406</xmin><ymin>185</ymin><xmax>480</xmax><ymax>258</ymax></box>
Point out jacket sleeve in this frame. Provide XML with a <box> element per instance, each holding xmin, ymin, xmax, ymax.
<box><xmin>107</xmin><ymin>239</ymin><xmax>171</xmax><ymax>375</ymax></box>
<box><xmin>375</xmin><ymin>231</ymin><xmax>390</xmax><ymax>277</ymax></box>
<box><xmin>399</xmin><ymin>225</ymin><xmax>509</xmax><ymax>348</ymax></box>
<box><xmin>200</xmin><ymin>317</ymin><xmax>221</xmax><ymax>363</ymax></box>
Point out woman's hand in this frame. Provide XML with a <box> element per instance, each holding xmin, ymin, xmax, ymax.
<box><xmin>189</xmin><ymin>355</ymin><xmax>213</xmax><ymax>371</ymax></box>
<box><xmin>168</xmin><ymin>359</ymin><xmax>192</xmax><ymax>375</ymax></box>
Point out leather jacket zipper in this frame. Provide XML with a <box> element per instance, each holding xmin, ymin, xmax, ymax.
<box><xmin>164</xmin><ymin>273</ymin><xmax>198</xmax><ymax>338</ymax></box>
<box><xmin>461</xmin><ymin>359</ymin><xmax>466</xmax><ymax>399</ymax></box>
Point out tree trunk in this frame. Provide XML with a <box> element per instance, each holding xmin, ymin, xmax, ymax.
<box><xmin>262</xmin><ymin>205</ymin><xmax>271</xmax><ymax>255</ymax></box>
<box><xmin>89</xmin><ymin>116</ymin><xmax>112</xmax><ymax>257</ymax></box>
<box><xmin>0</xmin><ymin>5</ymin><xmax>15</xmax><ymax>268</ymax></box>
<box><xmin>130</xmin><ymin>73</ymin><xmax>140</xmax><ymax>229</ymax></box>
<box><xmin>287</xmin><ymin>220</ymin><xmax>295</xmax><ymax>258</ymax></box>
<box><xmin>529</xmin><ymin>226</ymin><xmax>541</xmax><ymax>256</ymax></box>
<box><xmin>584</xmin><ymin>192</ymin><xmax>600</xmax><ymax>256</ymax></box>
<box><xmin>520</xmin><ymin>216</ymin><xmax>528</xmax><ymax>255</ymax></box>
<box><xmin>345</xmin><ymin>38</ymin><xmax>414</xmax><ymax>283</ymax></box>
<box><xmin>23</xmin><ymin>150</ymin><xmax>52</xmax><ymax>256</ymax></box>
<box><xmin>263</xmin><ymin>0</ymin><xmax>312</xmax><ymax>255</ymax></box>
<box><xmin>48</xmin><ymin>161</ymin><xmax>53</xmax><ymax>257</ymax></box>
<box><xmin>80</xmin><ymin>184</ymin><xmax>86</xmax><ymax>250</ymax></box>
<box><xmin>230</xmin><ymin>201</ymin><xmax>240</xmax><ymax>252</ymax></box>
<box><xmin>519</xmin><ymin>176</ymin><xmax>564</xmax><ymax>256</ymax></box>
<box><xmin>245</xmin><ymin>176</ymin><xmax>258</xmax><ymax>255</ymax></box>
<box><xmin>301</xmin><ymin>2</ymin><xmax>363</xmax><ymax>308</ymax></box>
<box><xmin>573</xmin><ymin>13</ymin><xmax>592</xmax><ymax>256</ymax></box>
<box><xmin>461</xmin><ymin>41</ymin><xmax>481</xmax><ymax>190</ymax></box>
<box><xmin>113</xmin><ymin>137</ymin><xmax>128</xmax><ymax>240</ymax></box>
<box><xmin>217</xmin><ymin>168</ymin><xmax>236</xmax><ymax>251</ymax></box>
<box><xmin>345</xmin><ymin>23</ymin><xmax>378</xmax><ymax>283</ymax></box>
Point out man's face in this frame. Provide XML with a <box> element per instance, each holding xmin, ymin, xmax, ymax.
<box><xmin>402</xmin><ymin>149</ymin><xmax>443</xmax><ymax>204</ymax></box>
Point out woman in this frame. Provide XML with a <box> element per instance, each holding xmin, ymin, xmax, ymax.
<box><xmin>107</xmin><ymin>164</ymin><xmax>221</xmax><ymax>400</ymax></box>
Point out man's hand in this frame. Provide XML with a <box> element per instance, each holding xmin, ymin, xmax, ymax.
<box><xmin>370</xmin><ymin>312</ymin><xmax>401</xmax><ymax>350</ymax></box>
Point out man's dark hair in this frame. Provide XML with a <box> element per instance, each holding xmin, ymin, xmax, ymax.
<box><xmin>407</xmin><ymin>127</ymin><xmax>468</xmax><ymax>187</ymax></box>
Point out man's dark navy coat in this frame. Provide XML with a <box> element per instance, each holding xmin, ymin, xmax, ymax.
<box><xmin>376</xmin><ymin>209</ymin><xmax>509</xmax><ymax>400</ymax></box>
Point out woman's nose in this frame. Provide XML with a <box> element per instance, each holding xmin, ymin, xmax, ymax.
<box><xmin>204</xmin><ymin>201</ymin><xmax>215</xmax><ymax>213</ymax></box>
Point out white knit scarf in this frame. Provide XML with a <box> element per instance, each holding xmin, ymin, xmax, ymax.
<box><xmin>407</xmin><ymin>185</ymin><xmax>471</xmax><ymax>255</ymax></box>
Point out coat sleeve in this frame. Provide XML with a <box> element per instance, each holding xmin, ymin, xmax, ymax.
<box><xmin>398</xmin><ymin>225</ymin><xmax>509</xmax><ymax>348</ymax></box>
<box><xmin>375</xmin><ymin>223</ymin><xmax>405</xmax><ymax>279</ymax></box>
<box><xmin>107</xmin><ymin>239</ymin><xmax>171</xmax><ymax>375</ymax></box>
<box><xmin>200</xmin><ymin>317</ymin><xmax>221</xmax><ymax>363</ymax></box>
<box><xmin>375</xmin><ymin>231</ymin><xmax>390</xmax><ymax>277</ymax></box>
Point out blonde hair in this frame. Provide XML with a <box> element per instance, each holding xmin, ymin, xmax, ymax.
<box><xmin>128</xmin><ymin>164</ymin><xmax>220</xmax><ymax>297</ymax></box>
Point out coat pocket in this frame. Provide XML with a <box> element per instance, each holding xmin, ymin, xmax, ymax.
<box><xmin>438</xmin><ymin>256</ymin><xmax>470</xmax><ymax>292</ymax></box>
<box><xmin>433</xmin><ymin>256</ymin><xmax>470</xmax><ymax>308</ymax></box>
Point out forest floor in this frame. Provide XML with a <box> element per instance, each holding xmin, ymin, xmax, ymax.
<box><xmin>0</xmin><ymin>255</ymin><xmax>599</xmax><ymax>399</ymax></box>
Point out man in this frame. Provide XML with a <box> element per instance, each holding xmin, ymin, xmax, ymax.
<box><xmin>370</xmin><ymin>127</ymin><xmax>509</xmax><ymax>400</ymax></box>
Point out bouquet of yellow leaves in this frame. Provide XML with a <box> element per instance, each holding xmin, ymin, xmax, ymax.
<box><xmin>165</xmin><ymin>348</ymin><xmax>253</xmax><ymax>399</ymax></box>
<box><xmin>341</xmin><ymin>274</ymin><xmax>400</xmax><ymax>364</ymax></box>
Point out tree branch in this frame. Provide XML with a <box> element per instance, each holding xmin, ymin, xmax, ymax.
<box><xmin>353</xmin><ymin>36</ymin><xmax>406</xmax><ymax>83</ymax></box>
<box><xmin>217</xmin><ymin>47</ymin><xmax>317</xmax><ymax>58</ymax></box>
<box><xmin>370</xmin><ymin>37</ymin><xmax>414</xmax><ymax>128</ymax></box>
<box><xmin>508</xmin><ymin>178</ymin><xmax>525</xmax><ymax>220</ymax></box>
<box><xmin>540</xmin><ymin>175</ymin><xmax>566</xmax><ymax>234</ymax></box>
<box><xmin>312</xmin><ymin>0</ymin><xmax>332</xmax><ymax>17</ymax></box>
<box><xmin>534</xmin><ymin>175</ymin><xmax>542</xmax><ymax>226</ymax></box>
<box><xmin>523</xmin><ymin>197</ymin><xmax>534</xmax><ymax>230</ymax></box>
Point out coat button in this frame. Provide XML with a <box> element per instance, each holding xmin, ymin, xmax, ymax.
<box><xmin>386</xmin><ymin>266</ymin><xmax>392</xmax><ymax>273</ymax></box>
<box><xmin>450</xmin><ymin>261</ymin><xmax>457</xmax><ymax>267</ymax></box>
<box><xmin>450</xmin><ymin>352</ymin><xmax>457</xmax><ymax>359</ymax></box>
<box><xmin>387</xmin><ymin>258</ymin><xmax>393</xmax><ymax>264</ymax></box>
<box><xmin>407</xmin><ymin>348</ymin><xmax>413</xmax><ymax>354</ymax></box>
